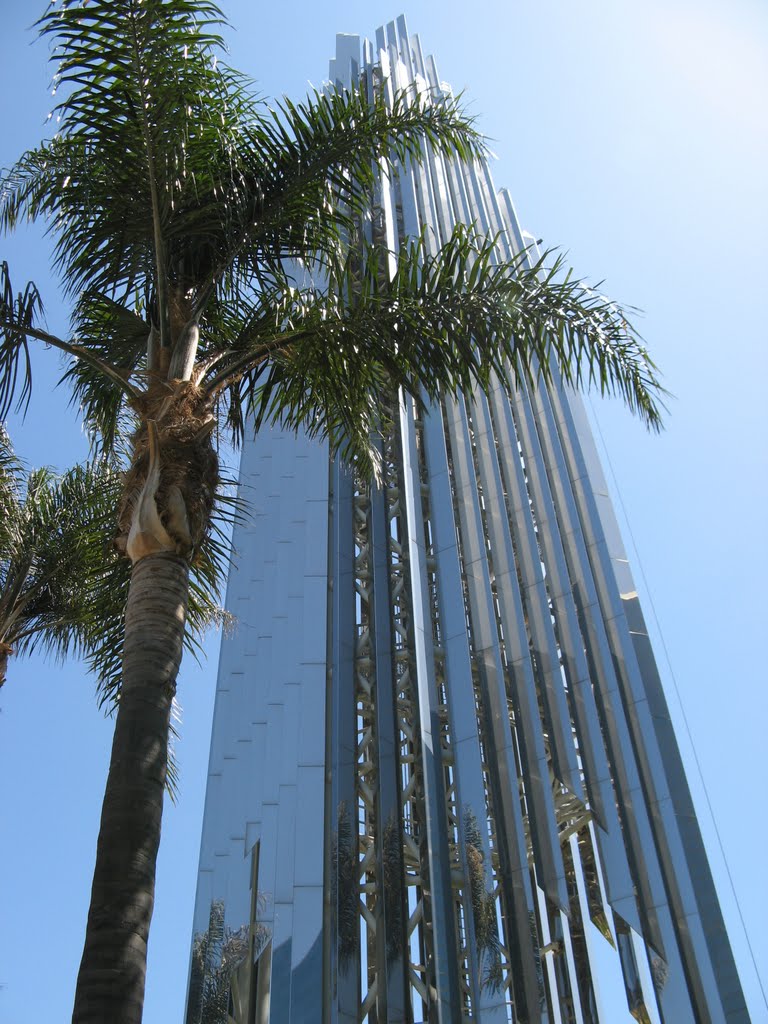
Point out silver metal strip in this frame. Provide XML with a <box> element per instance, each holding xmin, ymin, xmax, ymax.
<box><xmin>442</xmin><ymin>390</ymin><xmax>549</xmax><ymax>1022</ymax></box>
<box><xmin>326</xmin><ymin>456</ymin><xmax>360</xmax><ymax>1022</ymax></box>
<box><xmin>487</xmin><ymin>372</ymin><xmax>639</xmax><ymax>935</ymax></box>
<box><xmin>368</xmin><ymin>462</ymin><xmax>411</xmax><ymax>1019</ymax></box>
<box><xmin>468</xmin><ymin>389</ymin><xmax>572</xmax><ymax>914</ymax></box>
<box><xmin>548</xmin><ymin>380</ymin><xmax>736</xmax><ymax>1024</ymax></box>
<box><xmin>420</xmin><ymin>397</ymin><xmax>510</xmax><ymax>1021</ymax></box>
<box><xmin>398</xmin><ymin>392</ymin><xmax>463</xmax><ymax>1021</ymax></box>
<box><xmin>562</xmin><ymin>389</ymin><xmax>750</xmax><ymax>1024</ymax></box>
<box><xmin>464</xmin><ymin>164</ymin><xmax>585</xmax><ymax>804</ymax></box>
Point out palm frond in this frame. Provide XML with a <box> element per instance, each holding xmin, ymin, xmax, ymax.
<box><xmin>29</xmin><ymin>0</ymin><xmax>252</xmax><ymax>313</ymax></box>
<box><xmin>0</xmin><ymin>261</ymin><xmax>42</xmax><ymax>420</ymax></box>
<box><xmin>213</xmin><ymin>83</ymin><xmax>485</xmax><ymax>287</ymax></box>
<box><xmin>0</xmin><ymin>422</ymin><xmax>24</xmax><ymax>490</ymax></box>
<box><xmin>0</xmin><ymin>261</ymin><xmax>142</xmax><ymax>419</ymax></box>
<box><xmin>62</xmin><ymin>290</ymin><xmax>150</xmax><ymax>452</ymax></box>
<box><xmin>201</xmin><ymin>228</ymin><xmax>663</xmax><ymax>476</ymax></box>
<box><xmin>0</xmin><ymin>445</ymin><xmax>236</xmax><ymax>711</ymax></box>
<box><xmin>1</xmin><ymin>132</ymin><xmax>154</xmax><ymax>302</ymax></box>
<box><xmin>4</xmin><ymin>461</ymin><xmax>123</xmax><ymax>664</ymax></box>
<box><xmin>0</xmin><ymin>426</ymin><xmax>26</xmax><ymax>602</ymax></box>
<box><xmin>3</xmin><ymin>5</ymin><xmax>487</xmax><ymax>348</ymax></box>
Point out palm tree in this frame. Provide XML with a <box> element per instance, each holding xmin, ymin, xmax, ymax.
<box><xmin>0</xmin><ymin>2</ymin><xmax>664</xmax><ymax>1020</ymax></box>
<box><xmin>0</xmin><ymin>425</ymin><xmax>121</xmax><ymax>691</ymax></box>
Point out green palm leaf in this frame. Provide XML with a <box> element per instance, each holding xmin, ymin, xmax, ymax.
<box><xmin>199</xmin><ymin>230</ymin><xmax>663</xmax><ymax>477</ymax></box>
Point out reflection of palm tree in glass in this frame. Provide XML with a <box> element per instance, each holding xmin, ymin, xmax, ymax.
<box><xmin>463</xmin><ymin>809</ymin><xmax>503</xmax><ymax>991</ymax></box>
<box><xmin>187</xmin><ymin>900</ymin><xmax>270</xmax><ymax>1024</ymax></box>
<box><xmin>651</xmin><ymin>955</ymin><xmax>669</xmax><ymax>993</ymax></box>
<box><xmin>332</xmin><ymin>802</ymin><xmax>358</xmax><ymax>968</ymax></box>
<box><xmin>333</xmin><ymin>804</ymin><xmax>407</xmax><ymax>967</ymax></box>
<box><xmin>382</xmin><ymin>815</ymin><xmax>405</xmax><ymax>963</ymax></box>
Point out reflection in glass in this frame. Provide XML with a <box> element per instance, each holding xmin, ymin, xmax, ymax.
<box><xmin>464</xmin><ymin>808</ymin><xmax>502</xmax><ymax>992</ymax></box>
<box><xmin>187</xmin><ymin>899</ymin><xmax>270</xmax><ymax>1024</ymax></box>
<box><xmin>331</xmin><ymin>801</ymin><xmax>358</xmax><ymax>969</ymax></box>
<box><xmin>616</xmin><ymin>916</ymin><xmax>653</xmax><ymax>1024</ymax></box>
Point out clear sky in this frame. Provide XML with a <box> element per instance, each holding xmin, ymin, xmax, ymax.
<box><xmin>1</xmin><ymin>2</ymin><xmax>766</xmax><ymax>1021</ymax></box>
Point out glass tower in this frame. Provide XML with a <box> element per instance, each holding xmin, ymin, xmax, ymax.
<box><xmin>186</xmin><ymin>19</ymin><xmax>748</xmax><ymax>1024</ymax></box>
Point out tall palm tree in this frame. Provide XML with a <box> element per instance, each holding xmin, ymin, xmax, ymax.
<box><xmin>0</xmin><ymin>425</ymin><xmax>121</xmax><ymax>691</ymax></box>
<box><xmin>0</xmin><ymin>2</ymin><xmax>664</xmax><ymax>1020</ymax></box>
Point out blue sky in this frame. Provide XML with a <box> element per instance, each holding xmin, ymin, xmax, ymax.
<box><xmin>0</xmin><ymin>1</ymin><xmax>766</xmax><ymax>1021</ymax></box>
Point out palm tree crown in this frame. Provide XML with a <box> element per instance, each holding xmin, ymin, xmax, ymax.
<box><xmin>0</xmin><ymin>1</ymin><xmax>662</xmax><ymax>488</ymax></box>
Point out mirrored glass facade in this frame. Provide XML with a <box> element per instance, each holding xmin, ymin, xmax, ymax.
<box><xmin>186</xmin><ymin>19</ymin><xmax>749</xmax><ymax>1024</ymax></box>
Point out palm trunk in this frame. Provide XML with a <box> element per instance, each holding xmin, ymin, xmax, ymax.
<box><xmin>73</xmin><ymin>551</ymin><xmax>189</xmax><ymax>1024</ymax></box>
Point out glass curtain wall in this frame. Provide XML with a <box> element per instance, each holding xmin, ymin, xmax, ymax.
<box><xmin>185</xmin><ymin>19</ymin><xmax>748</xmax><ymax>1024</ymax></box>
